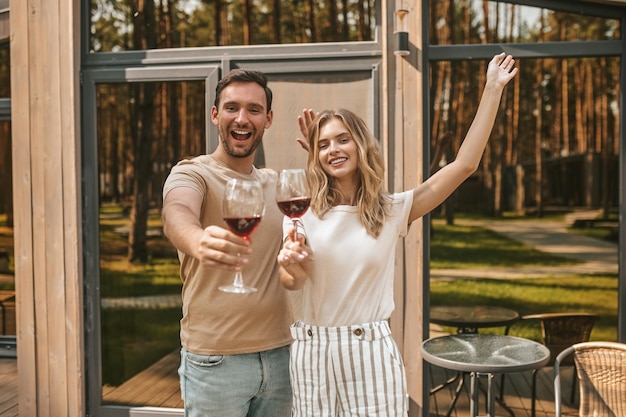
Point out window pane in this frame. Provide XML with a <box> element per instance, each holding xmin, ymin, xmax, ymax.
<box><xmin>97</xmin><ymin>81</ymin><xmax>205</xmax><ymax>408</ymax></box>
<box><xmin>264</xmin><ymin>72</ymin><xmax>376</xmax><ymax>171</ymax></box>
<box><xmin>430</xmin><ymin>56</ymin><xmax>619</xmax><ymax>214</ymax></box>
<box><xmin>429</xmin><ymin>56</ymin><xmax>619</xmax><ymax>349</ymax></box>
<box><xmin>90</xmin><ymin>0</ymin><xmax>377</xmax><ymax>53</ymax></box>
<box><xmin>429</xmin><ymin>0</ymin><xmax>620</xmax><ymax>45</ymax></box>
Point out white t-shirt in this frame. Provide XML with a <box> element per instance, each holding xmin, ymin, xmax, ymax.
<box><xmin>286</xmin><ymin>190</ymin><xmax>414</xmax><ymax>326</ymax></box>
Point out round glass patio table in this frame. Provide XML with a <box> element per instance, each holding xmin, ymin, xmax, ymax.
<box><xmin>430</xmin><ymin>305</ymin><xmax>520</xmax><ymax>333</ymax></box>
<box><xmin>421</xmin><ymin>333</ymin><xmax>550</xmax><ymax>417</ymax></box>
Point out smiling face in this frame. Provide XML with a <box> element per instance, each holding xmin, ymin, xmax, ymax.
<box><xmin>317</xmin><ymin>117</ymin><xmax>360</xmax><ymax>183</ymax></box>
<box><xmin>307</xmin><ymin>109</ymin><xmax>387</xmax><ymax>212</ymax></box>
<box><xmin>211</xmin><ymin>81</ymin><xmax>273</xmax><ymax>167</ymax></box>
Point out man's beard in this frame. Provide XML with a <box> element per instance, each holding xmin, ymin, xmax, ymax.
<box><xmin>221</xmin><ymin>133</ymin><xmax>263</xmax><ymax>158</ymax></box>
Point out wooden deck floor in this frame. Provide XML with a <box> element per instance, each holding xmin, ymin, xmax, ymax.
<box><xmin>0</xmin><ymin>358</ymin><xmax>18</xmax><ymax>417</ymax></box>
<box><xmin>0</xmin><ymin>350</ymin><xmax>581</xmax><ymax>416</ymax></box>
<box><xmin>102</xmin><ymin>349</ymin><xmax>183</xmax><ymax>408</ymax></box>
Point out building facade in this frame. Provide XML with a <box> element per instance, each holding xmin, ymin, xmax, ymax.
<box><xmin>5</xmin><ymin>0</ymin><xmax>626</xmax><ymax>416</ymax></box>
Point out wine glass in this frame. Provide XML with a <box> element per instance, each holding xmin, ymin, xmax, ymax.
<box><xmin>220</xmin><ymin>178</ymin><xmax>265</xmax><ymax>293</ymax></box>
<box><xmin>276</xmin><ymin>169</ymin><xmax>311</xmax><ymax>236</ymax></box>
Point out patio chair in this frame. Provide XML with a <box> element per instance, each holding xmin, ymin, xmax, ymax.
<box><xmin>554</xmin><ymin>341</ymin><xmax>626</xmax><ymax>417</ymax></box>
<box><xmin>501</xmin><ymin>312</ymin><xmax>598</xmax><ymax>417</ymax></box>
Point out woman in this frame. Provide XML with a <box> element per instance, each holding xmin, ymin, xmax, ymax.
<box><xmin>278</xmin><ymin>53</ymin><xmax>518</xmax><ymax>417</ymax></box>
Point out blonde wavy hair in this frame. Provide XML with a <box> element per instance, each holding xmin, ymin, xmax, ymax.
<box><xmin>307</xmin><ymin>109</ymin><xmax>391</xmax><ymax>238</ymax></box>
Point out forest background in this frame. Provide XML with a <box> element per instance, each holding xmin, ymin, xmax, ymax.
<box><xmin>0</xmin><ymin>1</ymin><xmax>620</xmax><ymax>264</ymax></box>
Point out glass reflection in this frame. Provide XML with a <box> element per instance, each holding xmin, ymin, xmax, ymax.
<box><xmin>0</xmin><ymin>45</ymin><xmax>10</xmax><ymax>98</ymax></box>
<box><xmin>265</xmin><ymin>72</ymin><xmax>375</xmax><ymax>171</ymax></box>
<box><xmin>98</xmin><ymin>81</ymin><xmax>204</xmax><ymax>407</ymax></box>
<box><xmin>90</xmin><ymin>0</ymin><xmax>377</xmax><ymax>53</ymax></box>
<box><xmin>428</xmin><ymin>56</ymin><xmax>619</xmax><ymax>347</ymax></box>
<box><xmin>0</xmin><ymin>120</ymin><xmax>14</xmax><ymax>337</ymax></box>
<box><xmin>96</xmin><ymin>72</ymin><xmax>376</xmax><ymax>406</ymax></box>
<box><xmin>429</xmin><ymin>0</ymin><xmax>620</xmax><ymax>45</ymax></box>
<box><xmin>430</xmin><ymin>56</ymin><xmax>619</xmax><ymax>215</ymax></box>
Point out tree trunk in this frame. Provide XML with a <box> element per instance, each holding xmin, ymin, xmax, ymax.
<box><xmin>480</xmin><ymin>1</ymin><xmax>494</xmax><ymax>213</ymax></box>
<box><xmin>534</xmin><ymin>65</ymin><xmax>544</xmax><ymax>216</ymax></box>
<box><xmin>515</xmin><ymin>165</ymin><xmax>525</xmax><ymax>214</ymax></box>
<box><xmin>306</xmin><ymin>0</ymin><xmax>317</xmax><ymax>42</ymax></box>
<box><xmin>341</xmin><ymin>0</ymin><xmax>349</xmax><ymax>39</ymax></box>
<box><xmin>110</xmin><ymin>94</ymin><xmax>121</xmax><ymax>202</ymax></box>
<box><xmin>574</xmin><ymin>62</ymin><xmax>585</xmax><ymax>154</ymax></box>
<box><xmin>242</xmin><ymin>0</ymin><xmax>253</xmax><ymax>45</ymax></box>
<box><xmin>128</xmin><ymin>0</ymin><xmax>157</xmax><ymax>263</ymax></box>
<box><xmin>272</xmin><ymin>0</ymin><xmax>281</xmax><ymax>43</ymax></box>
<box><xmin>329</xmin><ymin>0</ymin><xmax>339</xmax><ymax>41</ymax></box>
<box><xmin>481</xmin><ymin>0</ymin><xmax>491</xmax><ymax>43</ymax></box>
<box><xmin>128</xmin><ymin>81</ymin><xmax>157</xmax><ymax>263</ymax></box>
<box><xmin>357</xmin><ymin>0</ymin><xmax>367</xmax><ymax>41</ymax></box>
<box><xmin>215</xmin><ymin>0</ymin><xmax>223</xmax><ymax>45</ymax></box>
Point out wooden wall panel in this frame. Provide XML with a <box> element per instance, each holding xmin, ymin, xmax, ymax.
<box><xmin>401</xmin><ymin>1</ymin><xmax>425</xmax><ymax>416</ymax></box>
<box><xmin>400</xmin><ymin>1</ymin><xmax>425</xmax><ymax>380</ymax></box>
<box><xmin>10</xmin><ymin>0</ymin><xmax>37</xmax><ymax>414</ymax></box>
<box><xmin>387</xmin><ymin>1</ymin><xmax>425</xmax><ymax>416</ymax></box>
<box><xmin>10</xmin><ymin>0</ymin><xmax>84</xmax><ymax>416</ymax></box>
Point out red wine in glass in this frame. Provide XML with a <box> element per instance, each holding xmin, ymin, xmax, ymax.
<box><xmin>276</xmin><ymin>197</ymin><xmax>311</xmax><ymax>219</ymax></box>
<box><xmin>220</xmin><ymin>179</ymin><xmax>265</xmax><ymax>293</ymax></box>
<box><xmin>276</xmin><ymin>169</ymin><xmax>310</xmax><ymax>235</ymax></box>
<box><xmin>223</xmin><ymin>216</ymin><xmax>263</xmax><ymax>238</ymax></box>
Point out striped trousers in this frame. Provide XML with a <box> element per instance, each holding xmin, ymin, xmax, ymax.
<box><xmin>289</xmin><ymin>320</ymin><xmax>408</xmax><ymax>417</ymax></box>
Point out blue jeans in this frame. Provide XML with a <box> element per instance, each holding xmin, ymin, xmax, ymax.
<box><xmin>179</xmin><ymin>345</ymin><xmax>292</xmax><ymax>417</ymax></box>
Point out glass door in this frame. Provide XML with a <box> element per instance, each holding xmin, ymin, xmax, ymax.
<box><xmin>82</xmin><ymin>60</ymin><xmax>382</xmax><ymax>416</ymax></box>
<box><xmin>83</xmin><ymin>65</ymin><xmax>218</xmax><ymax>416</ymax></box>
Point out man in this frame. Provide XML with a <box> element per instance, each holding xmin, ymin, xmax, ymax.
<box><xmin>162</xmin><ymin>69</ymin><xmax>292</xmax><ymax>417</ymax></box>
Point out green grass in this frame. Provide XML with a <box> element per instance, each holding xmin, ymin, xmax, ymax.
<box><xmin>99</xmin><ymin>258</ymin><xmax>181</xmax><ymax>298</ymax></box>
<box><xmin>430</xmin><ymin>218</ymin><xmax>618</xmax><ymax>343</ymax></box>
<box><xmin>430</xmin><ymin>221</ymin><xmax>581</xmax><ymax>269</ymax></box>
<box><xmin>430</xmin><ymin>276</ymin><xmax>618</xmax><ymax>342</ymax></box>
<box><xmin>98</xmin><ymin>204</ymin><xmax>180</xmax><ymax>296</ymax></box>
<box><xmin>568</xmin><ymin>224</ymin><xmax>618</xmax><ymax>242</ymax></box>
<box><xmin>569</xmin><ymin>227</ymin><xmax>613</xmax><ymax>241</ymax></box>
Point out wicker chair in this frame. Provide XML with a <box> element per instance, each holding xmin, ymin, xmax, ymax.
<box><xmin>554</xmin><ymin>341</ymin><xmax>626</xmax><ymax>417</ymax></box>
<box><xmin>501</xmin><ymin>313</ymin><xmax>598</xmax><ymax>417</ymax></box>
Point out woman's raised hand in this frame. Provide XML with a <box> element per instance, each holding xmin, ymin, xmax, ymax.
<box><xmin>487</xmin><ymin>53</ymin><xmax>518</xmax><ymax>89</ymax></box>
<box><xmin>295</xmin><ymin>109</ymin><xmax>316</xmax><ymax>151</ymax></box>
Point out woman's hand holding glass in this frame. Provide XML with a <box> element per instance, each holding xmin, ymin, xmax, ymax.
<box><xmin>279</xmin><ymin>228</ymin><xmax>312</xmax><ymax>264</ymax></box>
<box><xmin>278</xmin><ymin>228</ymin><xmax>314</xmax><ymax>290</ymax></box>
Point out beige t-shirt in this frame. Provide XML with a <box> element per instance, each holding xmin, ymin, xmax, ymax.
<box><xmin>163</xmin><ymin>155</ymin><xmax>293</xmax><ymax>355</ymax></box>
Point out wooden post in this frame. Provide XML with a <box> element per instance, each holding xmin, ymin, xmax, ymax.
<box><xmin>10</xmin><ymin>0</ymin><xmax>85</xmax><ymax>416</ymax></box>
<box><xmin>386</xmin><ymin>1</ymin><xmax>425</xmax><ymax>416</ymax></box>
